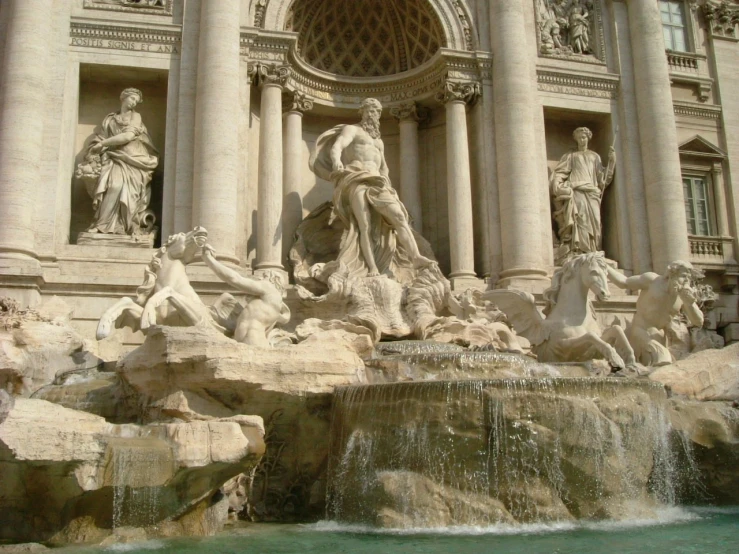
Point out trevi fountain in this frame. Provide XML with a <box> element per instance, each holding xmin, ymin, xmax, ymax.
<box><xmin>0</xmin><ymin>1</ymin><xmax>738</xmax><ymax>553</ymax></box>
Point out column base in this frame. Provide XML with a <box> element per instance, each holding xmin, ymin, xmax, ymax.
<box><xmin>448</xmin><ymin>275</ymin><xmax>486</xmax><ymax>292</ymax></box>
<box><xmin>0</xmin><ymin>254</ymin><xmax>44</xmax><ymax>307</ymax></box>
<box><xmin>253</xmin><ymin>266</ymin><xmax>289</xmax><ymax>287</ymax></box>
<box><xmin>495</xmin><ymin>268</ymin><xmax>551</xmax><ymax>293</ymax></box>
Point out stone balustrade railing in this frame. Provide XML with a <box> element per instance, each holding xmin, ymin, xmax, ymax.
<box><xmin>689</xmin><ymin>235</ymin><xmax>724</xmax><ymax>258</ymax></box>
<box><xmin>666</xmin><ymin>50</ymin><xmax>700</xmax><ymax>73</ymax></box>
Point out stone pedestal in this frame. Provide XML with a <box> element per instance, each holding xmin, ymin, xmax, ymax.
<box><xmin>76</xmin><ymin>232</ymin><xmax>156</xmax><ymax>249</ymax></box>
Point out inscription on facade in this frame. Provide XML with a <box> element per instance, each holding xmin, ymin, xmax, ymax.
<box><xmin>70</xmin><ymin>37</ymin><xmax>179</xmax><ymax>54</ymax></box>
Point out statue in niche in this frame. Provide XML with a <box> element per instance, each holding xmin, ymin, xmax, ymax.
<box><xmin>202</xmin><ymin>243</ymin><xmax>291</xmax><ymax>347</ymax></box>
<box><xmin>606</xmin><ymin>261</ymin><xmax>706</xmax><ymax>366</ymax></box>
<box><xmin>76</xmin><ymin>87</ymin><xmax>159</xmax><ymax>246</ymax></box>
<box><xmin>550</xmin><ymin>126</ymin><xmax>615</xmax><ymax>266</ymax></box>
<box><xmin>308</xmin><ymin>97</ymin><xmax>434</xmax><ymax>281</ymax></box>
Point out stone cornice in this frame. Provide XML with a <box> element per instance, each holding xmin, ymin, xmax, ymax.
<box><xmin>673</xmin><ymin>100</ymin><xmax>723</xmax><ymax>119</ymax></box>
<box><xmin>536</xmin><ymin>68</ymin><xmax>620</xmax><ymax>99</ymax></box>
<box><xmin>69</xmin><ymin>19</ymin><xmax>181</xmax><ymax>53</ymax></box>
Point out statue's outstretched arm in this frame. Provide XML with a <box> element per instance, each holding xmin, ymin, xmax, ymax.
<box><xmin>606</xmin><ymin>266</ymin><xmax>656</xmax><ymax>290</ymax></box>
<box><xmin>203</xmin><ymin>245</ymin><xmax>269</xmax><ymax>297</ymax></box>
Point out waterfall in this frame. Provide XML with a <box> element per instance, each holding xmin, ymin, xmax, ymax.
<box><xmin>328</xmin><ymin>377</ymin><xmax>694</xmax><ymax>528</ymax></box>
<box><xmin>103</xmin><ymin>437</ymin><xmax>174</xmax><ymax>529</ymax></box>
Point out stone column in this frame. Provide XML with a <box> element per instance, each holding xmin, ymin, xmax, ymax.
<box><xmin>627</xmin><ymin>0</ymin><xmax>690</xmax><ymax>271</ymax></box>
<box><xmin>0</xmin><ymin>0</ymin><xmax>53</xmax><ymax>267</ymax></box>
<box><xmin>436</xmin><ymin>81</ymin><xmax>479</xmax><ymax>286</ymax></box>
<box><xmin>489</xmin><ymin>1</ymin><xmax>548</xmax><ymax>288</ymax></box>
<box><xmin>192</xmin><ymin>0</ymin><xmax>240</xmax><ymax>262</ymax></box>
<box><xmin>253</xmin><ymin>63</ymin><xmax>289</xmax><ymax>273</ymax></box>
<box><xmin>389</xmin><ymin>102</ymin><xmax>427</xmax><ymax>232</ymax></box>
<box><xmin>712</xmin><ymin>163</ymin><xmax>729</xmax><ymax>237</ymax></box>
<box><xmin>282</xmin><ymin>91</ymin><xmax>313</xmax><ymax>264</ymax></box>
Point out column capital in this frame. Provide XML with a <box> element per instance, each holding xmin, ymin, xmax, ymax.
<box><xmin>389</xmin><ymin>102</ymin><xmax>429</xmax><ymax>123</ymax></box>
<box><xmin>435</xmin><ymin>79</ymin><xmax>481</xmax><ymax>106</ymax></box>
<box><xmin>700</xmin><ymin>0</ymin><xmax>739</xmax><ymax>38</ymax></box>
<box><xmin>249</xmin><ymin>62</ymin><xmax>290</xmax><ymax>89</ymax></box>
<box><xmin>282</xmin><ymin>90</ymin><xmax>314</xmax><ymax>114</ymax></box>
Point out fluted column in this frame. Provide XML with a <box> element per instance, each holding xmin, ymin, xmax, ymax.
<box><xmin>437</xmin><ymin>81</ymin><xmax>479</xmax><ymax>284</ymax></box>
<box><xmin>253</xmin><ymin>63</ymin><xmax>289</xmax><ymax>273</ymax></box>
<box><xmin>390</xmin><ymin>102</ymin><xmax>427</xmax><ymax>232</ymax></box>
<box><xmin>0</xmin><ymin>0</ymin><xmax>53</xmax><ymax>265</ymax></box>
<box><xmin>282</xmin><ymin>91</ymin><xmax>313</xmax><ymax>264</ymax></box>
<box><xmin>192</xmin><ymin>0</ymin><xmax>240</xmax><ymax>262</ymax></box>
<box><xmin>489</xmin><ymin>1</ymin><xmax>548</xmax><ymax>288</ymax></box>
<box><xmin>627</xmin><ymin>0</ymin><xmax>690</xmax><ymax>270</ymax></box>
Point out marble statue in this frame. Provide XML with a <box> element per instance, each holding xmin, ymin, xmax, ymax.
<box><xmin>97</xmin><ymin>227</ymin><xmax>212</xmax><ymax>339</ymax></box>
<box><xmin>484</xmin><ymin>252</ymin><xmax>635</xmax><ymax>369</ymax></box>
<box><xmin>309</xmin><ymin>97</ymin><xmax>434</xmax><ymax>281</ymax></box>
<box><xmin>97</xmin><ymin>226</ymin><xmax>290</xmax><ymax>347</ymax></box>
<box><xmin>202</xmin><ymin>244</ymin><xmax>290</xmax><ymax>347</ymax></box>
<box><xmin>568</xmin><ymin>0</ymin><xmax>591</xmax><ymax>54</ymax></box>
<box><xmin>550</xmin><ymin>127</ymin><xmax>615</xmax><ymax>265</ymax></box>
<box><xmin>76</xmin><ymin>87</ymin><xmax>159</xmax><ymax>244</ymax></box>
<box><xmin>607</xmin><ymin>261</ymin><xmax>706</xmax><ymax>366</ymax></box>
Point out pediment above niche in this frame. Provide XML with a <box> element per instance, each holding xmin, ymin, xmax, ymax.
<box><xmin>679</xmin><ymin>135</ymin><xmax>727</xmax><ymax>159</ymax></box>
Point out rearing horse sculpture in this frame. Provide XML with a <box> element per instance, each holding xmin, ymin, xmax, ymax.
<box><xmin>483</xmin><ymin>252</ymin><xmax>635</xmax><ymax>369</ymax></box>
<box><xmin>96</xmin><ymin>227</ymin><xmax>225</xmax><ymax>340</ymax></box>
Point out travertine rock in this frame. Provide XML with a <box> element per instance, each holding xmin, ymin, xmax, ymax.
<box><xmin>1</xmin><ymin>298</ymin><xmax>101</xmax><ymax>397</ymax></box>
<box><xmin>117</xmin><ymin>325</ymin><xmax>365</xmax><ymax>521</ymax></box>
<box><xmin>650</xmin><ymin>342</ymin><xmax>739</xmax><ymax>401</ymax></box>
<box><xmin>0</xmin><ymin>396</ymin><xmax>264</xmax><ymax>544</ymax></box>
<box><xmin>667</xmin><ymin>398</ymin><xmax>739</xmax><ymax>503</ymax></box>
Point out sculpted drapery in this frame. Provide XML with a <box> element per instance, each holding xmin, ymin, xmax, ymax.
<box><xmin>84</xmin><ymin>88</ymin><xmax>159</xmax><ymax>235</ymax></box>
<box><xmin>550</xmin><ymin>127</ymin><xmax>614</xmax><ymax>265</ymax></box>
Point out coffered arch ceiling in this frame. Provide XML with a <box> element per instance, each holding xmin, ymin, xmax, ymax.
<box><xmin>284</xmin><ymin>0</ymin><xmax>446</xmax><ymax>78</ymax></box>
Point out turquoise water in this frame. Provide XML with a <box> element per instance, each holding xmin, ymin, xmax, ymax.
<box><xmin>64</xmin><ymin>507</ymin><xmax>739</xmax><ymax>554</ymax></box>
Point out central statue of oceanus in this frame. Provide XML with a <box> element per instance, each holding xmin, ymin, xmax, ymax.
<box><xmin>484</xmin><ymin>252</ymin><xmax>635</xmax><ymax>369</ymax></box>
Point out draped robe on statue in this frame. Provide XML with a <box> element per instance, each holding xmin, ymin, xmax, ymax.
<box><xmin>88</xmin><ymin>112</ymin><xmax>159</xmax><ymax>235</ymax></box>
<box><xmin>309</xmin><ymin>125</ymin><xmax>417</xmax><ymax>285</ymax></box>
<box><xmin>550</xmin><ymin>148</ymin><xmax>611</xmax><ymax>265</ymax></box>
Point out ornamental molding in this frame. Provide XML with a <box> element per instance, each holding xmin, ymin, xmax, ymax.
<box><xmin>83</xmin><ymin>0</ymin><xmax>173</xmax><ymax>16</ymax></box>
<box><xmin>701</xmin><ymin>0</ymin><xmax>739</xmax><ymax>39</ymax></box>
<box><xmin>389</xmin><ymin>102</ymin><xmax>430</xmax><ymax>123</ymax></box>
<box><xmin>283</xmin><ymin>90</ymin><xmax>314</xmax><ymax>113</ymax></box>
<box><xmin>69</xmin><ymin>20</ymin><xmax>181</xmax><ymax>54</ymax></box>
<box><xmin>249</xmin><ymin>62</ymin><xmax>291</xmax><ymax>88</ymax></box>
<box><xmin>243</xmin><ymin>29</ymin><xmax>488</xmax><ymax>109</ymax></box>
<box><xmin>534</xmin><ymin>0</ymin><xmax>607</xmax><ymax>65</ymax></box>
<box><xmin>435</xmin><ymin>79</ymin><xmax>481</xmax><ymax>105</ymax></box>
<box><xmin>536</xmin><ymin>68</ymin><xmax>619</xmax><ymax>98</ymax></box>
<box><xmin>673</xmin><ymin>100</ymin><xmax>723</xmax><ymax>119</ymax></box>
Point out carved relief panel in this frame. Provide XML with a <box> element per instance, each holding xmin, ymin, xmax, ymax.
<box><xmin>534</xmin><ymin>0</ymin><xmax>606</xmax><ymax>64</ymax></box>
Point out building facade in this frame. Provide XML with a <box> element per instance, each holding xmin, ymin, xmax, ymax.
<box><xmin>0</xmin><ymin>0</ymin><xmax>737</xmax><ymax>343</ymax></box>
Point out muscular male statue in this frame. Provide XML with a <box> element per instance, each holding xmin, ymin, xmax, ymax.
<box><xmin>607</xmin><ymin>261</ymin><xmax>704</xmax><ymax>366</ymax></box>
<box><xmin>202</xmin><ymin>244</ymin><xmax>290</xmax><ymax>347</ymax></box>
<box><xmin>309</xmin><ymin>98</ymin><xmax>433</xmax><ymax>279</ymax></box>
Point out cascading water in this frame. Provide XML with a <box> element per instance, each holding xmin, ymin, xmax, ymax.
<box><xmin>103</xmin><ymin>437</ymin><xmax>174</xmax><ymax>529</ymax></box>
<box><xmin>327</xmin><ymin>375</ymin><xmax>695</xmax><ymax>528</ymax></box>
